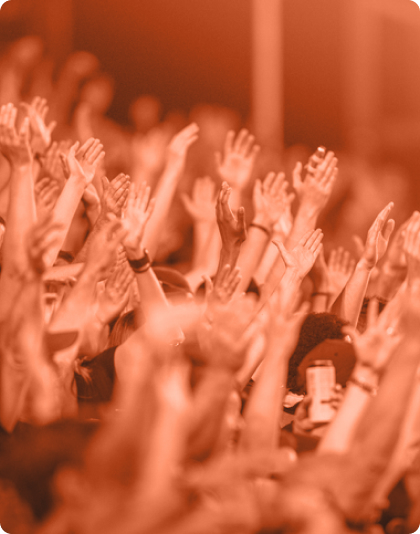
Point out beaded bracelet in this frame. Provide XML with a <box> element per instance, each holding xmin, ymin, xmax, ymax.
<box><xmin>347</xmin><ymin>376</ymin><xmax>378</xmax><ymax>397</ymax></box>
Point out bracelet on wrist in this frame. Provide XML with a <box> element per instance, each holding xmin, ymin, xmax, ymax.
<box><xmin>127</xmin><ymin>249</ymin><xmax>151</xmax><ymax>274</ymax></box>
<box><xmin>311</xmin><ymin>292</ymin><xmax>331</xmax><ymax>297</ymax></box>
<box><xmin>347</xmin><ymin>376</ymin><xmax>378</xmax><ymax>396</ymax></box>
<box><xmin>249</xmin><ymin>222</ymin><xmax>271</xmax><ymax>238</ymax></box>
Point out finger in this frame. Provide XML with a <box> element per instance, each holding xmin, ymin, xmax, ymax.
<box><xmin>292</xmin><ymin>162</ymin><xmax>303</xmax><ymax>191</ymax></box>
<box><xmin>240</xmin><ymin>133</ymin><xmax>255</xmax><ymax>157</ymax></box>
<box><xmin>382</xmin><ymin>219</ymin><xmax>395</xmax><ymax>243</ymax></box>
<box><xmin>233</xmin><ymin>129</ymin><xmax>248</xmax><ymax>153</ymax></box>
<box><xmin>263</xmin><ymin>172</ymin><xmax>276</xmax><ymax>195</ymax></box>
<box><xmin>224</xmin><ymin>130</ymin><xmax>235</xmax><ymax>157</ymax></box>
<box><xmin>304</xmin><ymin>229</ymin><xmax>323</xmax><ymax>250</ymax></box>
<box><xmin>237</xmin><ymin>207</ymin><xmax>246</xmax><ymax>232</ymax></box>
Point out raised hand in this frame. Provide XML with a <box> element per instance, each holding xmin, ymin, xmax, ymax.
<box><xmin>96</xmin><ymin>260</ymin><xmax>134</xmax><ymax>325</ymax></box>
<box><xmin>403</xmin><ymin>211</ymin><xmax>420</xmax><ymax>284</ymax></box>
<box><xmin>20</xmin><ymin>97</ymin><xmax>56</xmax><ymax>155</ymax></box>
<box><xmin>215</xmin><ymin>129</ymin><xmax>260</xmax><ymax>191</ymax></box>
<box><xmin>360</xmin><ymin>202</ymin><xmax>395</xmax><ymax>270</ymax></box>
<box><xmin>34</xmin><ymin>177</ymin><xmax>60</xmax><ymax>219</ymax></box>
<box><xmin>327</xmin><ymin>247</ymin><xmax>356</xmax><ymax>297</ymax></box>
<box><xmin>343</xmin><ymin>298</ymin><xmax>402</xmax><ymax>375</ymax></box>
<box><xmin>216</xmin><ymin>182</ymin><xmax>246</xmax><ymax>247</ymax></box>
<box><xmin>166</xmin><ymin>122</ymin><xmax>199</xmax><ymax>169</ymax></box>
<box><xmin>273</xmin><ymin>229</ymin><xmax>324</xmax><ymax>279</ymax></box>
<box><xmin>0</xmin><ymin>103</ymin><xmax>32</xmax><ymax>167</ymax></box>
<box><xmin>100</xmin><ymin>173</ymin><xmax>131</xmax><ymax>218</ymax></box>
<box><xmin>181</xmin><ymin>176</ymin><xmax>217</xmax><ymax>223</ymax></box>
<box><xmin>198</xmin><ymin>294</ymin><xmax>257</xmax><ymax>373</ymax></box>
<box><xmin>122</xmin><ymin>181</ymin><xmax>156</xmax><ymax>259</ymax></box>
<box><xmin>86</xmin><ymin>217</ymin><xmax>128</xmax><ymax>276</ymax></box>
<box><xmin>204</xmin><ymin>264</ymin><xmax>242</xmax><ymax>311</ymax></box>
<box><xmin>60</xmin><ymin>138</ymin><xmax>105</xmax><ymax>186</ymax></box>
<box><xmin>252</xmin><ymin>172</ymin><xmax>292</xmax><ymax>232</ymax></box>
<box><xmin>292</xmin><ymin>150</ymin><xmax>337</xmax><ymax>213</ymax></box>
<box><xmin>42</xmin><ymin>140</ymin><xmax>71</xmax><ymax>184</ymax></box>
<box><xmin>26</xmin><ymin>214</ymin><xmax>64</xmax><ymax>275</ymax></box>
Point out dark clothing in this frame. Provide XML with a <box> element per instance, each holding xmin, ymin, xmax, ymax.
<box><xmin>74</xmin><ymin>346</ymin><xmax>117</xmax><ymax>419</ymax></box>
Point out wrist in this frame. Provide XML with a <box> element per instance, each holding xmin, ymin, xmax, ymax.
<box><xmin>357</xmin><ymin>257</ymin><xmax>375</xmax><ymax>273</ymax></box>
<box><xmin>351</xmin><ymin>363</ymin><xmax>380</xmax><ymax>386</ymax></box>
<box><xmin>296</xmin><ymin>201</ymin><xmax>322</xmax><ymax>220</ymax></box>
<box><xmin>252</xmin><ymin>215</ymin><xmax>272</xmax><ymax>231</ymax></box>
<box><xmin>250</xmin><ymin>220</ymin><xmax>272</xmax><ymax>239</ymax></box>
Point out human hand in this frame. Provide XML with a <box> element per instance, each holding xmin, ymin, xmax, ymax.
<box><xmin>273</xmin><ymin>229</ymin><xmax>323</xmax><ymax>280</ymax></box>
<box><xmin>121</xmin><ymin>181</ymin><xmax>155</xmax><ymax>259</ymax></box>
<box><xmin>96</xmin><ymin>261</ymin><xmax>134</xmax><ymax>325</ymax></box>
<box><xmin>181</xmin><ymin>176</ymin><xmax>217</xmax><ymax>224</ymax></box>
<box><xmin>197</xmin><ymin>294</ymin><xmax>257</xmax><ymax>373</ymax></box>
<box><xmin>215</xmin><ymin>129</ymin><xmax>260</xmax><ymax>191</ymax></box>
<box><xmin>0</xmin><ymin>103</ymin><xmax>32</xmax><ymax>167</ymax></box>
<box><xmin>20</xmin><ymin>97</ymin><xmax>56</xmax><ymax>155</ymax></box>
<box><xmin>272</xmin><ymin>178</ymin><xmax>295</xmax><ymax>239</ymax></box>
<box><xmin>204</xmin><ymin>264</ymin><xmax>242</xmax><ymax>318</ymax></box>
<box><xmin>42</xmin><ymin>140</ymin><xmax>71</xmax><ymax>185</ymax></box>
<box><xmin>100</xmin><ymin>173</ymin><xmax>131</xmax><ymax>219</ymax></box>
<box><xmin>327</xmin><ymin>247</ymin><xmax>355</xmax><ymax>297</ymax></box>
<box><xmin>35</xmin><ymin>177</ymin><xmax>60</xmax><ymax>219</ymax></box>
<box><xmin>292</xmin><ymin>391</ymin><xmax>341</xmax><ymax>440</ymax></box>
<box><xmin>343</xmin><ymin>298</ymin><xmax>402</xmax><ymax>374</ymax></box>
<box><xmin>216</xmin><ymin>182</ymin><xmax>246</xmax><ymax>248</ymax></box>
<box><xmin>360</xmin><ymin>202</ymin><xmax>395</xmax><ymax>271</ymax></box>
<box><xmin>26</xmin><ymin>213</ymin><xmax>64</xmax><ymax>275</ymax></box>
<box><xmin>292</xmin><ymin>151</ymin><xmax>337</xmax><ymax>213</ymax></box>
<box><xmin>60</xmin><ymin>138</ymin><xmax>105</xmax><ymax>186</ymax></box>
<box><xmin>308</xmin><ymin>244</ymin><xmax>330</xmax><ymax>293</ymax></box>
<box><xmin>252</xmin><ymin>172</ymin><xmax>291</xmax><ymax>232</ymax></box>
<box><xmin>403</xmin><ymin>211</ymin><xmax>420</xmax><ymax>284</ymax></box>
<box><xmin>86</xmin><ymin>217</ymin><xmax>128</xmax><ymax>276</ymax></box>
<box><xmin>166</xmin><ymin>122</ymin><xmax>199</xmax><ymax>171</ymax></box>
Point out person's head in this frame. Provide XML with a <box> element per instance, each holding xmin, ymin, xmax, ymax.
<box><xmin>287</xmin><ymin>313</ymin><xmax>347</xmax><ymax>394</ymax></box>
<box><xmin>129</xmin><ymin>95</ymin><xmax>161</xmax><ymax>133</ymax></box>
<box><xmin>107</xmin><ymin>310</ymin><xmax>138</xmax><ymax>348</ymax></box>
<box><xmin>79</xmin><ymin>73</ymin><xmax>115</xmax><ymax>114</ymax></box>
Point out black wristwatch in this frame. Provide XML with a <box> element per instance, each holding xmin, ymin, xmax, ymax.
<box><xmin>127</xmin><ymin>249</ymin><xmax>151</xmax><ymax>273</ymax></box>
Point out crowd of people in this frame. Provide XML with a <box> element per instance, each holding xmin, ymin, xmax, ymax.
<box><xmin>0</xmin><ymin>35</ymin><xmax>420</xmax><ymax>534</ymax></box>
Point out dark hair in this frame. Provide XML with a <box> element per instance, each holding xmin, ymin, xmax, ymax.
<box><xmin>287</xmin><ymin>313</ymin><xmax>347</xmax><ymax>393</ymax></box>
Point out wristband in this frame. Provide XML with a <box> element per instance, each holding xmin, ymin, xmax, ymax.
<box><xmin>250</xmin><ymin>222</ymin><xmax>271</xmax><ymax>238</ymax></box>
<box><xmin>311</xmin><ymin>292</ymin><xmax>331</xmax><ymax>297</ymax></box>
<box><xmin>347</xmin><ymin>376</ymin><xmax>378</xmax><ymax>397</ymax></box>
<box><xmin>128</xmin><ymin>249</ymin><xmax>151</xmax><ymax>274</ymax></box>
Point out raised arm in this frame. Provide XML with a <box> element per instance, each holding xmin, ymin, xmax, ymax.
<box><xmin>286</xmin><ymin>150</ymin><xmax>337</xmax><ymax>249</ymax></box>
<box><xmin>41</xmin><ymin>138</ymin><xmax>105</xmax><ymax>266</ymax></box>
<box><xmin>235</xmin><ymin>172</ymin><xmax>287</xmax><ymax>295</ymax></box>
<box><xmin>332</xmin><ymin>202</ymin><xmax>395</xmax><ymax>326</ymax></box>
<box><xmin>0</xmin><ymin>104</ymin><xmax>35</xmax><ymax>321</ymax></box>
<box><xmin>142</xmin><ymin>123</ymin><xmax>199</xmax><ymax>260</ymax></box>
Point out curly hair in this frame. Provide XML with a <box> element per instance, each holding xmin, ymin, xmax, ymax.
<box><xmin>287</xmin><ymin>312</ymin><xmax>348</xmax><ymax>393</ymax></box>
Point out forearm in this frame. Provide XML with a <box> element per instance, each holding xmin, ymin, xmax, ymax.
<box><xmin>318</xmin><ymin>369</ymin><xmax>375</xmax><ymax>455</ymax></box>
<box><xmin>333</xmin><ymin>340</ymin><xmax>420</xmax><ymax>524</ymax></box>
<box><xmin>0</xmin><ymin>273</ymin><xmax>44</xmax><ymax>431</ymax></box>
<box><xmin>187</xmin><ymin>369</ymin><xmax>234</xmax><ymax>461</ymax></box>
<box><xmin>142</xmin><ymin>166</ymin><xmax>182</xmax><ymax>261</ymax></box>
<box><xmin>192</xmin><ymin>221</ymin><xmax>217</xmax><ymax>271</ymax></box>
<box><xmin>43</xmin><ymin>176</ymin><xmax>86</xmax><ymax>266</ymax></box>
<box><xmin>333</xmin><ymin>260</ymin><xmax>372</xmax><ymax>326</ymax></box>
<box><xmin>236</xmin><ymin>226</ymin><xmax>270</xmax><ymax>294</ymax></box>
<box><xmin>240</xmin><ymin>349</ymin><xmax>289</xmax><ymax>453</ymax></box>
<box><xmin>215</xmin><ymin>242</ymin><xmax>242</xmax><ymax>284</ymax></box>
<box><xmin>375</xmin><ymin>262</ymin><xmax>405</xmax><ymax>302</ymax></box>
<box><xmin>286</xmin><ymin>205</ymin><xmax>319</xmax><ymax>250</ymax></box>
<box><xmin>48</xmin><ymin>266</ymin><xmax>100</xmax><ymax>333</ymax></box>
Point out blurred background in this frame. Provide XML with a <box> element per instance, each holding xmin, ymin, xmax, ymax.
<box><xmin>0</xmin><ymin>0</ymin><xmax>419</xmax><ymax>258</ymax></box>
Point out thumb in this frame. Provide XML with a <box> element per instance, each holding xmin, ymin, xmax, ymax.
<box><xmin>383</xmin><ymin>219</ymin><xmax>395</xmax><ymax>242</ymax></box>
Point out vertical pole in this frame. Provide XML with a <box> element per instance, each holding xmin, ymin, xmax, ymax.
<box><xmin>251</xmin><ymin>0</ymin><xmax>283</xmax><ymax>152</ymax></box>
<box><xmin>341</xmin><ymin>0</ymin><xmax>380</xmax><ymax>158</ymax></box>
